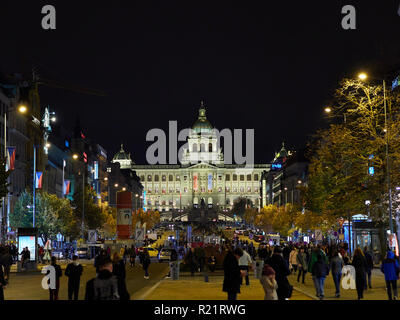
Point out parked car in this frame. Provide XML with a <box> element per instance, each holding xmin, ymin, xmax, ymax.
<box><xmin>254</xmin><ymin>235</ymin><xmax>265</xmax><ymax>243</ymax></box>
<box><xmin>158</xmin><ymin>248</ymin><xmax>172</xmax><ymax>263</ymax></box>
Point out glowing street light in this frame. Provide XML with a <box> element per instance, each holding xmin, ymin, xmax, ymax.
<box><xmin>324</xmin><ymin>107</ymin><xmax>332</xmax><ymax>114</ymax></box>
<box><xmin>18</xmin><ymin>105</ymin><xmax>27</xmax><ymax>114</ymax></box>
<box><xmin>72</xmin><ymin>154</ymin><xmax>79</xmax><ymax>160</ymax></box>
<box><xmin>358</xmin><ymin>73</ymin><xmax>368</xmax><ymax>81</ymax></box>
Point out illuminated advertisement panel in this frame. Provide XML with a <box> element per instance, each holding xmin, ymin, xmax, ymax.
<box><xmin>18</xmin><ymin>236</ymin><xmax>36</xmax><ymax>261</ymax></box>
<box><xmin>208</xmin><ymin>174</ymin><xmax>213</xmax><ymax>191</ymax></box>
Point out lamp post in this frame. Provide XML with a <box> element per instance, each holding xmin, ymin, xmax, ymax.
<box><xmin>73</xmin><ymin>153</ymin><xmax>85</xmax><ymax>240</ymax></box>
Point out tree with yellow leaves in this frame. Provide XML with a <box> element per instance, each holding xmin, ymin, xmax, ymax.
<box><xmin>132</xmin><ymin>209</ymin><xmax>160</xmax><ymax>231</ymax></box>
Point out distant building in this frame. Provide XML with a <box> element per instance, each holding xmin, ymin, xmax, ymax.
<box><xmin>261</xmin><ymin>144</ymin><xmax>308</xmax><ymax>207</ymax></box>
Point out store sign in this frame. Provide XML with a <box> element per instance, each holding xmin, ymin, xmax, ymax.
<box><xmin>94</xmin><ymin>161</ymin><xmax>99</xmax><ymax>180</ymax></box>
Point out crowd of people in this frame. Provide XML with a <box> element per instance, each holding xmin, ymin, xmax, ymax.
<box><xmin>221</xmin><ymin>240</ymin><xmax>400</xmax><ymax>301</ymax></box>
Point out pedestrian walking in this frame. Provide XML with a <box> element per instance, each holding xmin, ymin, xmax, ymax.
<box><xmin>85</xmin><ymin>257</ymin><xmax>127</xmax><ymax>300</ymax></box>
<box><xmin>65</xmin><ymin>255</ymin><xmax>83</xmax><ymax>300</ymax></box>
<box><xmin>363</xmin><ymin>246</ymin><xmax>373</xmax><ymax>289</ymax></box>
<box><xmin>112</xmin><ymin>253</ymin><xmax>130</xmax><ymax>299</ymax></box>
<box><xmin>49</xmin><ymin>256</ymin><xmax>62</xmax><ymax>301</ymax></box>
<box><xmin>0</xmin><ymin>247</ymin><xmax>12</xmax><ymax>284</ymax></box>
<box><xmin>238</xmin><ymin>249</ymin><xmax>252</xmax><ymax>286</ymax></box>
<box><xmin>208</xmin><ymin>255</ymin><xmax>217</xmax><ymax>273</ymax></box>
<box><xmin>308</xmin><ymin>246</ymin><xmax>328</xmax><ymax>298</ymax></box>
<box><xmin>381</xmin><ymin>250</ymin><xmax>399</xmax><ymax>300</ymax></box>
<box><xmin>312</xmin><ymin>252</ymin><xmax>330</xmax><ymax>300</ymax></box>
<box><xmin>129</xmin><ymin>245</ymin><xmax>136</xmax><ymax>267</ymax></box>
<box><xmin>142</xmin><ymin>248</ymin><xmax>151</xmax><ymax>279</ymax></box>
<box><xmin>185</xmin><ymin>247</ymin><xmax>197</xmax><ymax>276</ymax></box>
<box><xmin>266</xmin><ymin>247</ymin><xmax>292</xmax><ymax>300</ymax></box>
<box><xmin>166</xmin><ymin>248</ymin><xmax>178</xmax><ymax>279</ymax></box>
<box><xmin>296</xmin><ymin>247</ymin><xmax>308</xmax><ymax>284</ymax></box>
<box><xmin>352</xmin><ymin>247</ymin><xmax>368</xmax><ymax>300</ymax></box>
<box><xmin>223</xmin><ymin>247</ymin><xmax>244</xmax><ymax>301</ymax></box>
<box><xmin>330</xmin><ymin>249</ymin><xmax>344</xmax><ymax>298</ymax></box>
<box><xmin>260</xmin><ymin>265</ymin><xmax>278</xmax><ymax>300</ymax></box>
<box><xmin>289</xmin><ymin>247</ymin><xmax>298</xmax><ymax>274</ymax></box>
<box><xmin>0</xmin><ymin>262</ymin><xmax>6</xmax><ymax>300</ymax></box>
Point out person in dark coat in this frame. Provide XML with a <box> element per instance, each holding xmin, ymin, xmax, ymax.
<box><xmin>352</xmin><ymin>247</ymin><xmax>368</xmax><ymax>300</ymax></box>
<box><xmin>142</xmin><ymin>248</ymin><xmax>151</xmax><ymax>280</ymax></box>
<box><xmin>265</xmin><ymin>247</ymin><xmax>291</xmax><ymax>300</ymax></box>
<box><xmin>185</xmin><ymin>248</ymin><xmax>197</xmax><ymax>276</ymax></box>
<box><xmin>363</xmin><ymin>246</ymin><xmax>374</xmax><ymax>289</ymax></box>
<box><xmin>129</xmin><ymin>245</ymin><xmax>136</xmax><ymax>267</ymax></box>
<box><xmin>65</xmin><ymin>255</ymin><xmax>83</xmax><ymax>300</ymax></box>
<box><xmin>85</xmin><ymin>257</ymin><xmax>129</xmax><ymax>300</ymax></box>
<box><xmin>0</xmin><ymin>247</ymin><xmax>12</xmax><ymax>284</ymax></box>
<box><xmin>0</xmin><ymin>262</ymin><xmax>6</xmax><ymax>300</ymax></box>
<box><xmin>94</xmin><ymin>249</ymin><xmax>108</xmax><ymax>274</ymax></box>
<box><xmin>311</xmin><ymin>253</ymin><xmax>330</xmax><ymax>300</ymax></box>
<box><xmin>49</xmin><ymin>256</ymin><xmax>62</xmax><ymax>301</ymax></box>
<box><xmin>208</xmin><ymin>255</ymin><xmax>217</xmax><ymax>273</ymax></box>
<box><xmin>112</xmin><ymin>252</ymin><xmax>130</xmax><ymax>299</ymax></box>
<box><xmin>381</xmin><ymin>250</ymin><xmax>400</xmax><ymax>300</ymax></box>
<box><xmin>223</xmin><ymin>247</ymin><xmax>243</xmax><ymax>301</ymax></box>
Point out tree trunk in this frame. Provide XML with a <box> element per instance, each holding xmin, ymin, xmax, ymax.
<box><xmin>378</xmin><ymin>223</ymin><xmax>387</xmax><ymax>262</ymax></box>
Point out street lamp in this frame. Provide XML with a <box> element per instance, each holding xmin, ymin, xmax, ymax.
<box><xmin>358</xmin><ymin>72</ymin><xmax>393</xmax><ymax>234</ymax></box>
<box><xmin>72</xmin><ymin>153</ymin><xmax>85</xmax><ymax>240</ymax></box>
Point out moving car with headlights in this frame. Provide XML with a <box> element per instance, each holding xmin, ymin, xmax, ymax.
<box><xmin>158</xmin><ymin>248</ymin><xmax>172</xmax><ymax>263</ymax></box>
<box><xmin>76</xmin><ymin>247</ymin><xmax>89</xmax><ymax>259</ymax></box>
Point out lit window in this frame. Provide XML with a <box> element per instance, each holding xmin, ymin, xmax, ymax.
<box><xmin>176</xmin><ymin>175</ymin><xmax>180</xmax><ymax>181</ymax></box>
<box><xmin>148</xmin><ymin>175</ymin><xmax>152</xmax><ymax>181</ymax></box>
<box><xmin>162</xmin><ymin>175</ymin><xmax>166</xmax><ymax>182</ymax></box>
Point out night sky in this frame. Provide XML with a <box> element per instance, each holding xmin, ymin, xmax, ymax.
<box><xmin>1</xmin><ymin>1</ymin><xmax>400</xmax><ymax>164</ymax></box>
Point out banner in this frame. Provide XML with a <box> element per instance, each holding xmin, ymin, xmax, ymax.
<box><xmin>94</xmin><ymin>161</ymin><xmax>99</xmax><ymax>180</ymax></box>
<box><xmin>193</xmin><ymin>174</ymin><xmax>198</xmax><ymax>191</ymax></box>
<box><xmin>63</xmin><ymin>180</ymin><xmax>71</xmax><ymax>195</ymax></box>
<box><xmin>6</xmin><ymin>147</ymin><xmax>16</xmax><ymax>171</ymax></box>
<box><xmin>36</xmin><ymin>172</ymin><xmax>43</xmax><ymax>189</ymax></box>
<box><xmin>208</xmin><ymin>174</ymin><xmax>213</xmax><ymax>191</ymax></box>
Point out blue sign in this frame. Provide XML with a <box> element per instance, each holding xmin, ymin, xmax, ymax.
<box><xmin>369</xmin><ymin>167</ymin><xmax>374</xmax><ymax>176</ymax></box>
<box><xmin>271</xmin><ymin>163</ymin><xmax>282</xmax><ymax>170</ymax></box>
<box><xmin>392</xmin><ymin>76</ymin><xmax>400</xmax><ymax>90</ymax></box>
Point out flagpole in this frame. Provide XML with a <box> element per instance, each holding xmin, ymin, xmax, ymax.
<box><xmin>33</xmin><ymin>145</ymin><xmax>36</xmax><ymax>228</ymax></box>
<box><xmin>62</xmin><ymin>159</ymin><xmax>65</xmax><ymax>198</ymax></box>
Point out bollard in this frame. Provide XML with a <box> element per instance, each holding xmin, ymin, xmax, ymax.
<box><xmin>171</xmin><ymin>261</ymin><xmax>180</xmax><ymax>280</ymax></box>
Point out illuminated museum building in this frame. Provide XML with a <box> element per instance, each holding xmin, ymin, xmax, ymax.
<box><xmin>112</xmin><ymin>103</ymin><xmax>270</xmax><ymax>212</ymax></box>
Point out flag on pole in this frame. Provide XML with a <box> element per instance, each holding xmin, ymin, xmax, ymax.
<box><xmin>6</xmin><ymin>147</ymin><xmax>16</xmax><ymax>171</ymax></box>
<box><xmin>63</xmin><ymin>180</ymin><xmax>71</xmax><ymax>195</ymax></box>
<box><xmin>35</xmin><ymin>172</ymin><xmax>43</xmax><ymax>189</ymax></box>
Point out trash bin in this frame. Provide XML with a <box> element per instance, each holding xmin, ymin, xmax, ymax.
<box><xmin>253</xmin><ymin>259</ymin><xmax>264</xmax><ymax>279</ymax></box>
<box><xmin>171</xmin><ymin>261</ymin><xmax>180</xmax><ymax>280</ymax></box>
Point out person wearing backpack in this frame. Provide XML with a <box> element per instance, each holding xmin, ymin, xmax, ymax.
<box><xmin>381</xmin><ymin>250</ymin><xmax>400</xmax><ymax>300</ymax></box>
<box><xmin>85</xmin><ymin>257</ymin><xmax>129</xmax><ymax>300</ymax></box>
<box><xmin>311</xmin><ymin>252</ymin><xmax>330</xmax><ymax>300</ymax></box>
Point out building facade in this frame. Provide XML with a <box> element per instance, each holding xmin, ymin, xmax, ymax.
<box><xmin>113</xmin><ymin>104</ymin><xmax>270</xmax><ymax>213</ymax></box>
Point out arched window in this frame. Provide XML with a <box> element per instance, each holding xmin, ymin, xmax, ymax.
<box><xmin>192</xmin><ymin>144</ymin><xmax>198</xmax><ymax>152</ymax></box>
<box><xmin>208</xmin><ymin>143</ymin><xmax>213</xmax><ymax>152</ymax></box>
<box><xmin>200</xmin><ymin>143</ymin><xmax>206</xmax><ymax>152</ymax></box>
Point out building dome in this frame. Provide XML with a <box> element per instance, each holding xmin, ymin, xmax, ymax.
<box><xmin>112</xmin><ymin>144</ymin><xmax>133</xmax><ymax>169</ymax></box>
<box><xmin>192</xmin><ymin>101</ymin><xmax>213</xmax><ymax>133</ymax></box>
<box><xmin>113</xmin><ymin>144</ymin><xmax>131</xmax><ymax>161</ymax></box>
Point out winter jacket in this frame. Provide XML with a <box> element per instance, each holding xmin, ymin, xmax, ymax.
<box><xmin>312</xmin><ymin>257</ymin><xmax>329</xmax><ymax>278</ymax></box>
<box><xmin>238</xmin><ymin>250</ymin><xmax>252</xmax><ymax>267</ymax></box>
<box><xmin>352</xmin><ymin>255</ymin><xmax>368</xmax><ymax>280</ymax></box>
<box><xmin>296</xmin><ymin>252</ymin><xmax>308</xmax><ymax>270</ymax></box>
<box><xmin>65</xmin><ymin>262</ymin><xmax>83</xmax><ymax>283</ymax></box>
<box><xmin>265</xmin><ymin>254</ymin><xmax>291</xmax><ymax>299</ymax></box>
<box><xmin>223</xmin><ymin>251</ymin><xmax>241</xmax><ymax>294</ymax></box>
<box><xmin>85</xmin><ymin>270</ymin><xmax>129</xmax><ymax>300</ymax></box>
<box><xmin>364</xmin><ymin>251</ymin><xmax>374</xmax><ymax>271</ymax></box>
<box><xmin>289</xmin><ymin>250</ymin><xmax>298</xmax><ymax>266</ymax></box>
<box><xmin>308</xmin><ymin>250</ymin><xmax>328</xmax><ymax>273</ymax></box>
<box><xmin>112</xmin><ymin>259</ymin><xmax>126</xmax><ymax>280</ymax></box>
<box><xmin>330</xmin><ymin>256</ymin><xmax>344</xmax><ymax>275</ymax></box>
<box><xmin>381</xmin><ymin>251</ymin><xmax>400</xmax><ymax>281</ymax></box>
<box><xmin>260</xmin><ymin>276</ymin><xmax>278</xmax><ymax>300</ymax></box>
